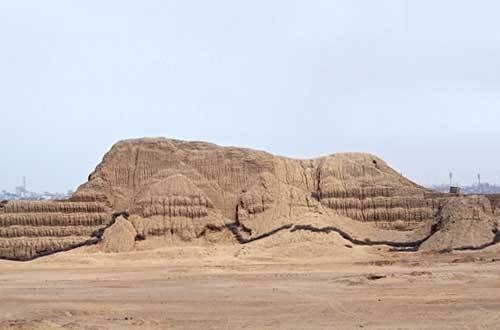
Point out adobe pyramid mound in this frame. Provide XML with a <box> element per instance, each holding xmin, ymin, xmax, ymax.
<box><xmin>1</xmin><ymin>137</ymin><xmax>499</xmax><ymax>260</ymax></box>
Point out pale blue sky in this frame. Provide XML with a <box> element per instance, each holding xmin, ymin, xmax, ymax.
<box><xmin>1</xmin><ymin>1</ymin><xmax>499</xmax><ymax>192</ymax></box>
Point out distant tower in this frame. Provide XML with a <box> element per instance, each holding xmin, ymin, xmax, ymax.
<box><xmin>449</xmin><ymin>172</ymin><xmax>453</xmax><ymax>187</ymax></box>
<box><xmin>23</xmin><ymin>176</ymin><xmax>26</xmax><ymax>192</ymax></box>
<box><xmin>478</xmin><ymin>174</ymin><xmax>481</xmax><ymax>194</ymax></box>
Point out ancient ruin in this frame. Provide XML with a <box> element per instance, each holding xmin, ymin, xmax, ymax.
<box><xmin>1</xmin><ymin>138</ymin><xmax>499</xmax><ymax>260</ymax></box>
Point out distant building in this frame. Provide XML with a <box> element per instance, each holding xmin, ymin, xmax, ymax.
<box><xmin>0</xmin><ymin>181</ymin><xmax>70</xmax><ymax>201</ymax></box>
<box><xmin>430</xmin><ymin>183</ymin><xmax>500</xmax><ymax>195</ymax></box>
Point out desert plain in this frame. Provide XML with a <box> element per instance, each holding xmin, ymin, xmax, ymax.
<box><xmin>1</xmin><ymin>236</ymin><xmax>500</xmax><ymax>330</ymax></box>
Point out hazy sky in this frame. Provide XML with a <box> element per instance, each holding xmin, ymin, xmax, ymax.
<box><xmin>1</xmin><ymin>1</ymin><xmax>499</xmax><ymax>192</ymax></box>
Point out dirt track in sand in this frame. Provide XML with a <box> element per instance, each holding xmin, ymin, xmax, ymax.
<box><xmin>1</xmin><ymin>245</ymin><xmax>500</xmax><ymax>330</ymax></box>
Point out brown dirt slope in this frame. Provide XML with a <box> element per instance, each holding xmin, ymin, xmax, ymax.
<box><xmin>420</xmin><ymin>196</ymin><xmax>500</xmax><ymax>252</ymax></box>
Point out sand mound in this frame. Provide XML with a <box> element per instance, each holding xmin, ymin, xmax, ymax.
<box><xmin>420</xmin><ymin>196</ymin><xmax>500</xmax><ymax>252</ymax></box>
<box><xmin>99</xmin><ymin>216</ymin><xmax>137</xmax><ymax>253</ymax></box>
<box><xmin>2</xmin><ymin>137</ymin><xmax>500</xmax><ymax>260</ymax></box>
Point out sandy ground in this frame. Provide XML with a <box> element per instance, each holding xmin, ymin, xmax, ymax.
<box><xmin>1</xmin><ymin>235</ymin><xmax>500</xmax><ymax>330</ymax></box>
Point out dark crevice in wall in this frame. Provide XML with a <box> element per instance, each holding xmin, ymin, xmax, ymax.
<box><xmin>290</xmin><ymin>224</ymin><xmax>435</xmax><ymax>248</ymax></box>
<box><xmin>226</xmin><ymin>223</ymin><xmax>293</xmax><ymax>244</ymax></box>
